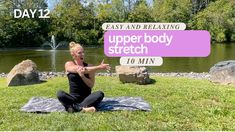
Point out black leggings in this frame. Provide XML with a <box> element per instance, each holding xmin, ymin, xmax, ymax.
<box><xmin>57</xmin><ymin>90</ymin><xmax>104</xmax><ymax>110</ymax></box>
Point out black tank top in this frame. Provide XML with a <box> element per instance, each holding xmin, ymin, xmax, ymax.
<box><xmin>67</xmin><ymin>62</ymin><xmax>91</xmax><ymax>99</ymax></box>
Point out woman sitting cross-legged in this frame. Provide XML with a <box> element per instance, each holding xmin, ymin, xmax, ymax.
<box><xmin>57</xmin><ymin>41</ymin><xmax>110</xmax><ymax>113</ymax></box>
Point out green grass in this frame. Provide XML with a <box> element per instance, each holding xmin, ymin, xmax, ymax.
<box><xmin>0</xmin><ymin>76</ymin><xmax>235</xmax><ymax>130</ymax></box>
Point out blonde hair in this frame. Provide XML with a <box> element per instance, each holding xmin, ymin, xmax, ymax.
<box><xmin>69</xmin><ymin>41</ymin><xmax>83</xmax><ymax>52</ymax></box>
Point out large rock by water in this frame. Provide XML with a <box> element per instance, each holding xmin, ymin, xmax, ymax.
<box><xmin>115</xmin><ymin>65</ymin><xmax>151</xmax><ymax>85</ymax></box>
<box><xmin>7</xmin><ymin>59</ymin><xmax>40</xmax><ymax>86</ymax></box>
<box><xmin>209</xmin><ymin>60</ymin><xmax>235</xmax><ymax>85</ymax></box>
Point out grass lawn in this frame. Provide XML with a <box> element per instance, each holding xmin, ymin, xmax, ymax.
<box><xmin>0</xmin><ymin>76</ymin><xmax>235</xmax><ymax>130</ymax></box>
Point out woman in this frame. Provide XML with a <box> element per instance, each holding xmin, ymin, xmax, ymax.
<box><xmin>57</xmin><ymin>42</ymin><xmax>110</xmax><ymax>113</ymax></box>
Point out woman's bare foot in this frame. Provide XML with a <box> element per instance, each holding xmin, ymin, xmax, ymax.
<box><xmin>81</xmin><ymin>107</ymin><xmax>96</xmax><ymax>112</ymax></box>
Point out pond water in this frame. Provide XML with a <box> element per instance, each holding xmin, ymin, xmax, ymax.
<box><xmin>0</xmin><ymin>43</ymin><xmax>234</xmax><ymax>73</ymax></box>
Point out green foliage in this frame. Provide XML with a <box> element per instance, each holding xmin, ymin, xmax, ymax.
<box><xmin>0</xmin><ymin>0</ymin><xmax>235</xmax><ymax>47</ymax></box>
<box><xmin>192</xmin><ymin>0</ymin><xmax>218</xmax><ymax>14</ymax></box>
<box><xmin>189</xmin><ymin>0</ymin><xmax>235</xmax><ymax>42</ymax></box>
<box><xmin>50</xmin><ymin>0</ymin><xmax>98</xmax><ymax>45</ymax></box>
<box><xmin>152</xmin><ymin>0</ymin><xmax>193</xmax><ymax>23</ymax></box>
<box><xmin>96</xmin><ymin>4</ymin><xmax>113</xmax><ymax>22</ymax></box>
<box><xmin>96</xmin><ymin>0</ymin><xmax>126</xmax><ymax>22</ymax></box>
<box><xmin>110</xmin><ymin>0</ymin><xmax>126</xmax><ymax>21</ymax></box>
<box><xmin>0</xmin><ymin>76</ymin><xmax>235</xmax><ymax>130</ymax></box>
<box><xmin>0</xmin><ymin>0</ymin><xmax>50</xmax><ymax>47</ymax></box>
<box><xmin>128</xmin><ymin>0</ymin><xmax>153</xmax><ymax>22</ymax></box>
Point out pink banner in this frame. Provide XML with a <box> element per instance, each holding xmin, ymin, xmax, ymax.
<box><xmin>104</xmin><ymin>30</ymin><xmax>211</xmax><ymax>57</ymax></box>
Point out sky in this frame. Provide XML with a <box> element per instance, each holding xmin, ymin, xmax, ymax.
<box><xmin>47</xmin><ymin>0</ymin><xmax>59</xmax><ymax>10</ymax></box>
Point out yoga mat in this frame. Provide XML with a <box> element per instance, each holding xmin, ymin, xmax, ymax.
<box><xmin>21</xmin><ymin>96</ymin><xmax>151</xmax><ymax>113</ymax></box>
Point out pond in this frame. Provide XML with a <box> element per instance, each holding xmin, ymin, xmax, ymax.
<box><xmin>0</xmin><ymin>43</ymin><xmax>234</xmax><ymax>73</ymax></box>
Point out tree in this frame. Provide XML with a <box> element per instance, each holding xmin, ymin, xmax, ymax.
<box><xmin>0</xmin><ymin>0</ymin><xmax>50</xmax><ymax>47</ymax></box>
<box><xmin>51</xmin><ymin>0</ymin><xmax>99</xmax><ymax>45</ymax></box>
<box><xmin>96</xmin><ymin>3</ymin><xmax>113</xmax><ymax>22</ymax></box>
<box><xmin>152</xmin><ymin>0</ymin><xmax>193</xmax><ymax>23</ymax></box>
<box><xmin>128</xmin><ymin>0</ymin><xmax>153</xmax><ymax>22</ymax></box>
<box><xmin>96</xmin><ymin>0</ymin><xmax>126</xmax><ymax>22</ymax></box>
<box><xmin>191</xmin><ymin>0</ymin><xmax>218</xmax><ymax>14</ymax></box>
<box><xmin>189</xmin><ymin>0</ymin><xmax>235</xmax><ymax>42</ymax></box>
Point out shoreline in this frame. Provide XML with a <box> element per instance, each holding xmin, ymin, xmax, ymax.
<box><xmin>0</xmin><ymin>71</ymin><xmax>211</xmax><ymax>80</ymax></box>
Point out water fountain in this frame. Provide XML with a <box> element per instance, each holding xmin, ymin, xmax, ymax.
<box><xmin>42</xmin><ymin>35</ymin><xmax>67</xmax><ymax>50</ymax></box>
<box><xmin>40</xmin><ymin>35</ymin><xmax>68</xmax><ymax>71</ymax></box>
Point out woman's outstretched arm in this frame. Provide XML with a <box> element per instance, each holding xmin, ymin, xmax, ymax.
<box><xmin>65</xmin><ymin>60</ymin><xmax>110</xmax><ymax>74</ymax></box>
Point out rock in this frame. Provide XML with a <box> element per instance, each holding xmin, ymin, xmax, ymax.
<box><xmin>7</xmin><ymin>59</ymin><xmax>40</xmax><ymax>86</ymax></box>
<box><xmin>115</xmin><ymin>65</ymin><xmax>151</xmax><ymax>85</ymax></box>
<box><xmin>209</xmin><ymin>60</ymin><xmax>235</xmax><ymax>85</ymax></box>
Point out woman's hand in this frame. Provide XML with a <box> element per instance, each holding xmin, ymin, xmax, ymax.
<box><xmin>98</xmin><ymin>59</ymin><xmax>111</xmax><ymax>71</ymax></box>
<box><xmin>76</xmin><ymin>66</ymin><xmax>86</xmax><ymax>77</ymax></box>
